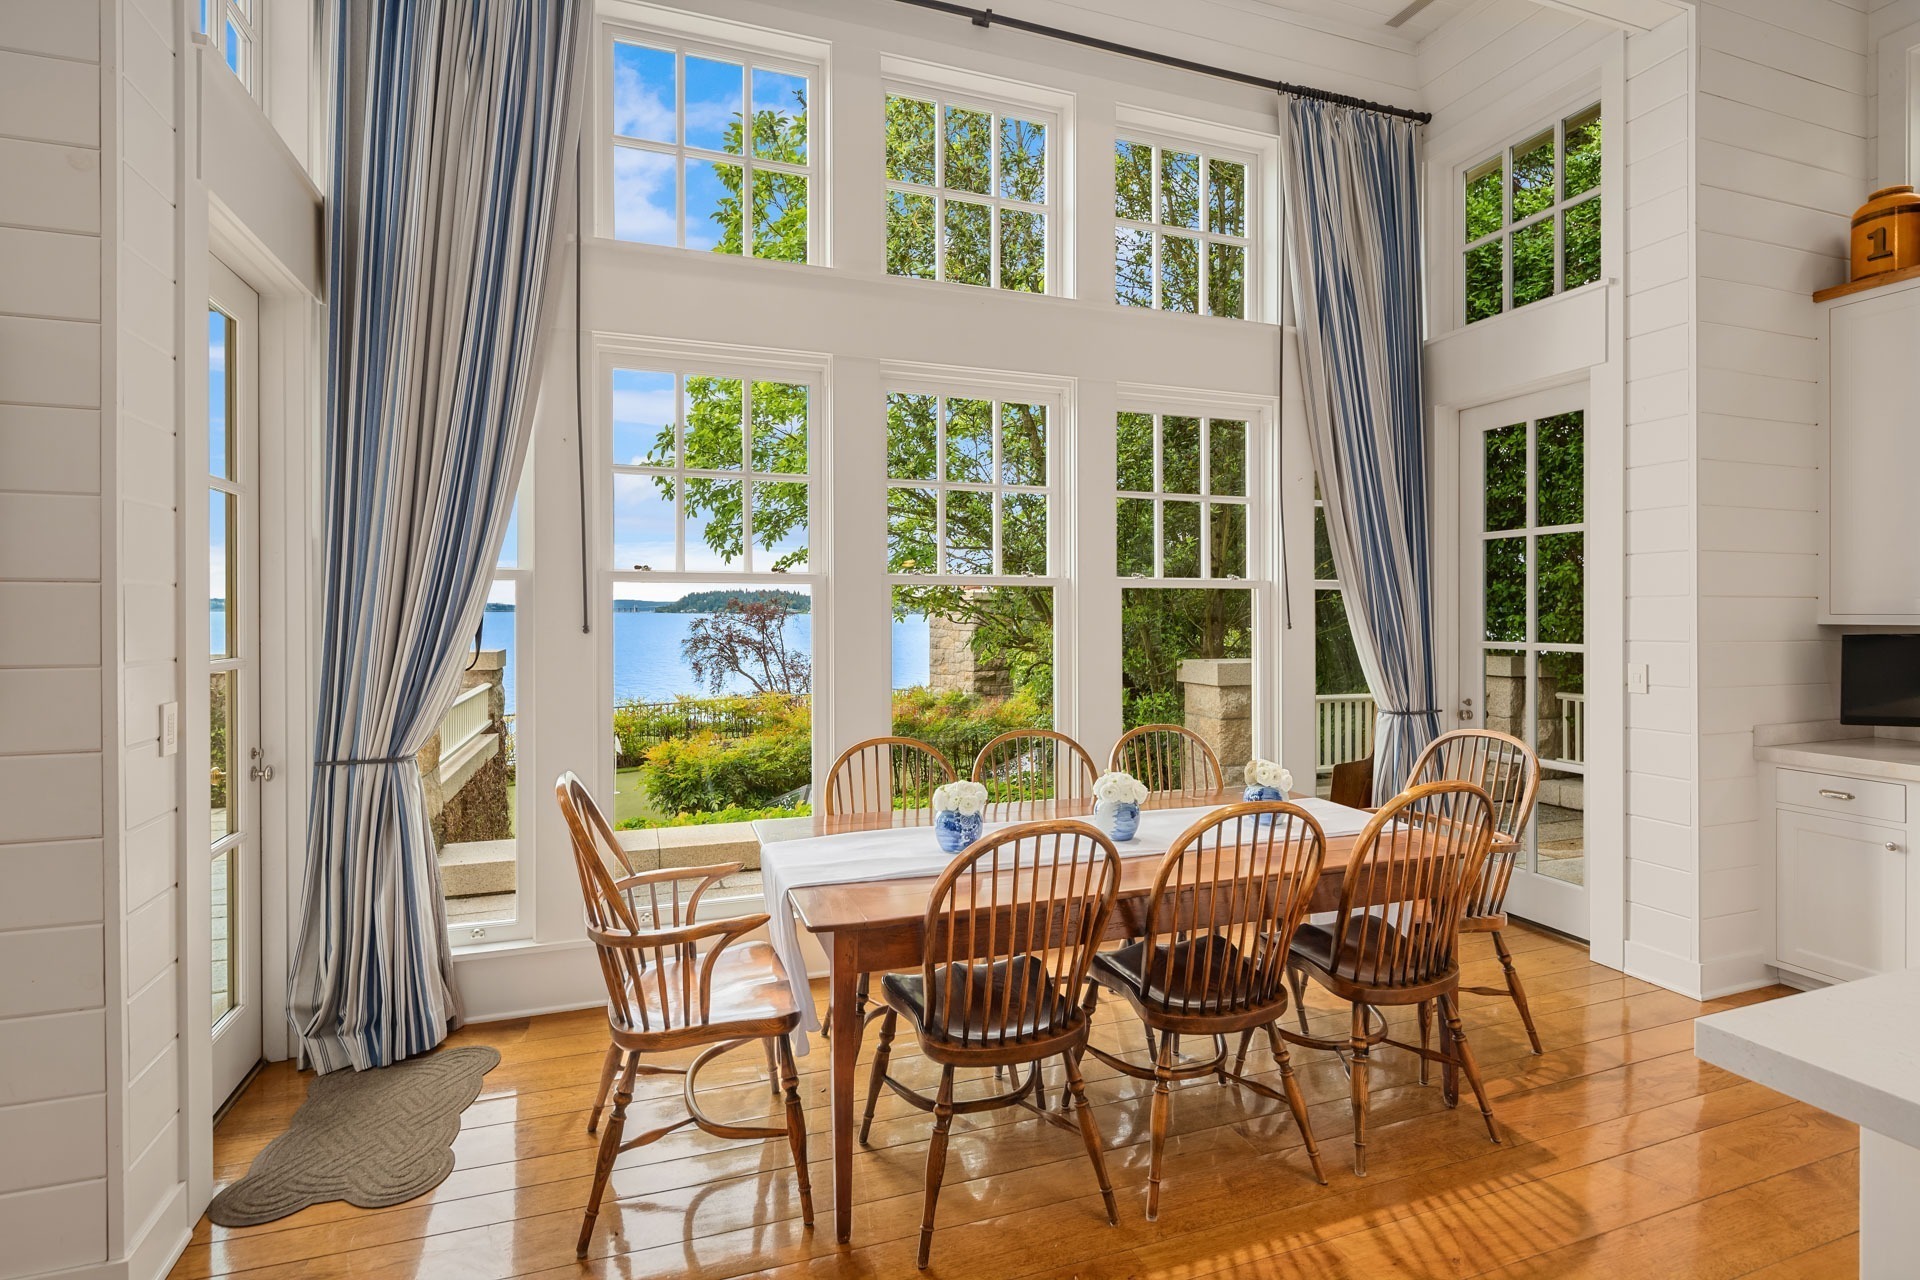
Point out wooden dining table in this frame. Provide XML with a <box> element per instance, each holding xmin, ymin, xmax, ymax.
<box><xmin>784</xmin><ymin>790</ymin><xmax>1448</xmax><ymax>1244</ymax></box>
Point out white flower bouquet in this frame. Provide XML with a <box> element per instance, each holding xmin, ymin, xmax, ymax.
<box><xmin>1245</xmin><ymin>758</ymin><xmax>1293</xmax><ymax>793</ymax></box>
<box><xmin>1091</xmin><ymin>771</ymin><xmax>1146</xmax><ymax>840</ymax></box>
<box><xmin>1092</xmin><ymin>771</ymin><xmax>1149</xmax><ymax>806</ymax></box>
<box><xmin>932</xmin><ymin>780</ymin><xmax>988</xmax><ymax>815</ymax></box>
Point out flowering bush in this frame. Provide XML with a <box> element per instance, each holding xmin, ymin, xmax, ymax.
<box><xmin>932</xmin><ymin>780</ymin><xmax>989</xmax><ymax>816</ymax></box>
<box><xmin>637</xmin><ymin>695</ymin><xmax>812</xmax><ymax>814</ymax></box>
<box><xmin>1245</xmin><ymin>758</ymin><xmax>1293</xmax><ymax>792</ymax></box>
<box><xmin>1092</xmin><ymin>771</ymin><xmax>1148</xmax><ymax>806</ymax></box>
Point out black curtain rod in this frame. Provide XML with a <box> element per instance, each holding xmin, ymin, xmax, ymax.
<box><xmin>890</xmin><ymin>0</ymin><xmax>1432</xmax><ymax>125</ymax></box>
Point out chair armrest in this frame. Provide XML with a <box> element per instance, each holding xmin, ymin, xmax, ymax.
<box><xmin>613</xmin><ymin>863</ymin><xmax>746</xmax><ymax>925</ymax></box>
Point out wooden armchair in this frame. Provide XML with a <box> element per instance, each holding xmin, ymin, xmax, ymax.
<box><xmin>556</xmin><ymin>772</ymin><xmax>812</xmax><ymax>1257</ymax></box>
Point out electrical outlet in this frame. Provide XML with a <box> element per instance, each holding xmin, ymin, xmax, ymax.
<box><xmin>160</xmin><ymin>702</ymin><xmax>179</xmax><ymax>755</ymax></box>
<box><xmin>1626</xmin><ymin>664</ymin><xmax>1650</xmax><ymax>695</ymax></box>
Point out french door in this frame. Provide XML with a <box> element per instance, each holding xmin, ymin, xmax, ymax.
<box><xmin>208</xmin><ymin>258</ymin><xmax>264</xmax><ymax>1105</ymax></box>
<box><xmin>1459</xmin><ymin>386</ymin><xmax>1590</xmax><ymax>938</ymax></box>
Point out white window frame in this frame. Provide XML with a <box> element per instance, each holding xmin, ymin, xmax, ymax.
<box><xmin>1459</xmin><ymin>100</ymin><xmax>1602</xmax><ymax>326</ymax></box>
<box><xmin>597</xmin><ymin>341</ymin><xmax>830</xmax><ymax>811</ymax></box>
<box><xmin>881</xmin><ymin>63</ymin><xmax>1066</xmax><ymax>295</ymax></box>
<box><xmin>883</xmin><ymin>365</ymin><xmax>1071</xmax><ymax>731</ymax></box>
<box><xmin>1114</xmin><ymin>409</ymin><xmax>1253</xmax><ymax>581</ymax></box>
<box><xmin>883</xmin><ymin>386</ymin><xmax>1055</xmax><ymax>578</ymax></box>
<box><xmin>202</xmin><ymin>0</ymin><xmax>263</xmax><ymax>100</ymax></box>
<box><xmin>1112</xmin><ymin>131</ymin><xmax>1257</xmax><ymax>320</ymax></box>
<box><xmin>597</xmin><ymin>16</ymin><xmax>825</xmax><ymax>263</ymax></box>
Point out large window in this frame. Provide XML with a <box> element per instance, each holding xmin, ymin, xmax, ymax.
<box><xmin>1114</xmin><ymin>408</ymin><xmax>1258</xmax><ymax>773</ymax></box>
<box><xmin>1312</xmin><ymin>482</ymin><xmax>1373</xmax><ymax>795</ymax></box>
<box><xmin>1114</xmin><ymin>137</ymin><xmax>1249</xmax><ymax>318</ymax></box>
<box><xmin>884</xmin><ymin>89</ymin><xmax>1053</xmax><ymax>292</ymax></box>
<box><xmin>887</xmin><ymin>386</ymin><xmax>1056</xmax><ymax>775</ymax></box>
<box><xmin>1463</xmin><ymin>103</ymin><xmax>1601</xmax><ymax>324</ymax></box>
<box><xmin>607</xmin><ymin>31</ymin><xmax>814</xmax><ymax>260</ymax></box>
<box><xmin>608</xmin><ymin>362</ymin><xmax>818</xmax><ymax>833</ymax></box>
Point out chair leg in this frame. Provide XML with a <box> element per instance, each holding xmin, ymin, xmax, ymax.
<box><xmin>1147</xmin><ymin>1032</ymin><xmax>1176</xmax><ymax>1220</ymax></box>
<box><xmin>917</xmin><ymin>1065</ymin><xmax>957</xmax><ymax>1271</ymax></box>
<box><xmin>1349</xmin><ymin>1003</ymin><xmax>1371</xmax><ymax>1177</ymax></box>
<box><xmin>586</xmin><ymin>1041</ymin><xmax>620</xmax><ymax>1136</ymax></box>
<box><xmin>1232</xmin><ymin>1028</ymin><xmax>1255</xmax><ymax>1078</ymax></box>
<box><xmin>860</xmin><ymin>1009</ymin><xmax>897</xmax><ymax>1146</ymax></box>
<box><xmin>1289</xmin><ymin>965</ymin><xmax>1311</xmax><ymax>1036</ymax></box>
<box><xmin>1442</xmin><ymin>992</ymin><xmax>1499</xmax><ymax>1145</ymax></box>
<box><xmin>1493</xmin><ymin>930</ymin><xmax>1544</xmax><ymax>1055</ymax></box>
<box><xmin>1267</xmin><ymin>1023</ymin><xmax>1327</xmax><ymax>1186</ymax></box>
<box><xmin>1062</xmin><ymin>1050</ymin><xmax>1119</xmax><ymax>1226</ymax></box>
<box><xmin>775</xmin><ymin>1034</ymin><xmax>814</xmax><ymax>1227</ymax></box>
<box><xmin>578</xmin><ymin>1050</ymin><xmax>639</xmax><ymax>1258</ymax></box>
<box><xmin>763</xmin><ymin>1034</ymin><xmax>781</xmax><ymax>1096</ymax></box>
<box><xmin>1417</xmin><ymin>1000</ymin><xmax>1432</xmax><ymax>1087</ymax></box>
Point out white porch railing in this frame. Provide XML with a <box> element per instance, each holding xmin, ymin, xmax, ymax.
<box><xmin>1557</xmin><ymin>692</ymin><xmax>1586</xmax><ymax>764</ymax></box>
<box><xmin>1316</xmin><ymin>694</ymin><xmax>1376</xmax><ymax>774</ymax></box>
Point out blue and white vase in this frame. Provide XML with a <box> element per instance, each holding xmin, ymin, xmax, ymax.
<box><xmin>1094</xmin><ymin>799</ymin><xmax>1141</xmax><ymax>842</ymax></box>
<box><xmin>934</xmin><ymin>808</ymin><xmax>983</xmax><ymax>853</ymax></box>
<box><xmin>1243</xmin><ymin>783</ymin><xmax>1287</xmax><ymax>825</ymax></box>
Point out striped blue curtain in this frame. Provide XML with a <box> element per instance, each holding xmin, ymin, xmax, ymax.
<box><xmin>1281</xmin><ymin>97</ymin><xmax>1439</xmax><ymax>803</ymax></box>
<box><xmin>289</xmin><ymin>0</ymin><xmax>587</xmax><ymax>1072</ymax></box>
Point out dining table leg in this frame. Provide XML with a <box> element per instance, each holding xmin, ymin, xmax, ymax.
<box><xmin>829</xmin><ymin>933</ymin><xmax>861</xmax><ymax>1244</ymax></box>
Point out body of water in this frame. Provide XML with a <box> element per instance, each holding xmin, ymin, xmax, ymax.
<box><xmin>474</xmin><ymin>607</ymin><xmax>931</xmax><ymax>714</ymax></box>
<box><xmin>209</xmin><ymin>603</ymin><xmax>932</xmax><ymax>719</ymax></box>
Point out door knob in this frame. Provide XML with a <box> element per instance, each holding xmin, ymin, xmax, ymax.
<box><xmin>249</xmin><ymin>746</ymin><xmax>274</xmax><ymax>783</ymax></box>
<box><xmin>1459</xmin><ymin>696</ymin><xmax>1475</xmax><ymax>722</ymax></box>
<box><xmin>1888</xmin><ymin>842</ymin><xmax>1903</xmax><ymax>853</ymax></box>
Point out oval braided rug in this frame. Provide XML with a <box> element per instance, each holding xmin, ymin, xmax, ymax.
<box><xmin>208</xmin><ymin>1045</ymin><xmax>501</xmax><ymax>1227</ymax></box>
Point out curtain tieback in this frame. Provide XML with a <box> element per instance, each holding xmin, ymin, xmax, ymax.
<box><xmin>317</xmin><ymin>756</ymin><xmax>416</xmax><ymax>766</ymax></box>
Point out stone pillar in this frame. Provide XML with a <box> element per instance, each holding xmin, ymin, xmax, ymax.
<box><xmin>1178</xmin><ymin>658</ymin><xmax>1252</xmax><ymax>783</ymax></box>
<box><xmin>927</xmin><ymin>614</ymin><xmax>1011</xmax><ymax>695</ymax></box>
<box><xmin>426</xmin><ymin>649</ymin><xmax>512</xmax><ymax>846</ymax></box>
<box><xmin>1480</xmin><ymin>650</ymin><xmax>1527</xmax><ymax>742</ymax></box>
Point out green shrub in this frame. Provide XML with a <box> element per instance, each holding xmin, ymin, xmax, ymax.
<box><xmin>891</xmin><ymin>685</ymin><xmax>1051</xmax><ymax>775</ymax></box>
<box><xmin>635</xmin><ymin>695</ymin><xmax>812</xmax><ymax>814</ymax></box>
<box><xmin>616</xmin><ymin>802</ymin><xmax>810</xmax><ymax>831</ymax></box>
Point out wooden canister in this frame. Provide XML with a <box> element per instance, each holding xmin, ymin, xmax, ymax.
<box><xmin>1852</xmin><ymin>185</ymin><xmax>1920</xmax><ymax>281</ymax></box>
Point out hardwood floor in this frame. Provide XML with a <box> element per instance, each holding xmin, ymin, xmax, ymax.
<box><xmin>174</xmin><ymin>927</ymin><xmax>1859</xmax><ymax>1280</ymax></box>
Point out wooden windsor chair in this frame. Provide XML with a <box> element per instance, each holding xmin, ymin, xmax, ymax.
<box><xmin>1403</xmin><ymin>729</ymin><xmax>1544</xmax><ymax>1065</ymax></box>
<box><xmin>556</xmin><ymin>772</ymin><xmax>813</xmax><ymax>1257</ymax></box>
<box><xmin>1282</xmin><ymin>780</ymin><xmax>1501</xmax><ymax>1175</ymax></box>
<box><xmin>818</xmin><ymin>736</ymin><xmax>958</xmax><ymax>1037</ymax></box>
<box><xmin>859</xmin><ymin>820</ymin><xmax>1124</xmax><ymax>1269</ymax></box>
<box><xmin>1108</xmin><ymin>723</ymin><xmax>1225</xmax><ymax>797</ymax></box>
<box><xmin>1080</xmin><ymin>802</ymin><xmax>1329</xmax><ymax>1218</ymax></box>
<box><xmin>970</xmin><ymin>728</ymin><xmax>1099</xmax><ymax>820</ymax></box>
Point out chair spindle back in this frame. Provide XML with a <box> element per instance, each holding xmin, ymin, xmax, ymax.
<box><xmin>556</xmin><ymin>771</ymin><xmax>765</xmax><ymax>1039</ymax></box>
<box><xmin>1110</xmin><ymin>724</ymin><xmax>1225</xmax><ymax>797</ymax></box>
<box><xmin>1329</xmin><ymin>781</ymin><xmax>1496</xmax><ymax>991</ymax></box>
<box><xmin>1137</xmin><ymin>802</ymin><xmax>1325</xmax><ymax>1015</ymax></box>
<box><xmin>1406</xmin><ymin>729</ymin><xmax>1540</xmax><ymax>919</ymax></box>
<box><xmin>920</xmin><ymin>820</ymin><xmax>1120</xmax><ymax>1049</ymax></box>
<box><xmin>824</xmin><ymin>736</ymin><xmax>956</xmax><ymax>825</ymax></box>
<box><xmin>970</xmin><ymin>729</ymin><xmax>1099</xmax><ymax>819</ymax></box>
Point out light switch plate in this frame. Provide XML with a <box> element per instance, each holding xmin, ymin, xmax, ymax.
<box><xmin>1626</xmin><ymin>664</ymin><xmax>1650</xmax><ymax>695</ymax></box>
<box><xmin>160</xmin><ymin>702</ymin><xmax>179</xmax><ymax>755</ymax></box>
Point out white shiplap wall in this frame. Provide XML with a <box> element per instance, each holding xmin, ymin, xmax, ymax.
<box><xmin>1691</xmin><ymin>0</ymin><xmax>1864</xmax><ymax>994</ymax></box>
<box><xmin>0</xmin><ymin>3</ymin><xmax>112</xmax><ymax>1276</ymax></box>
<box><xmin>0</xmin><ymin>0</ymin><xmax>193</xmax><ymax>1276</ymax></box>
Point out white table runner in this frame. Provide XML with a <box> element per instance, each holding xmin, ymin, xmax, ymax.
<box><xmin>760</xmin><ymin>796</ymin><xmax>1376</xmax><ymax>1051</ymax></box>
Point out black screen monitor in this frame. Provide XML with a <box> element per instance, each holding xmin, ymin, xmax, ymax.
<box><xmin>1841</xmin><ymin>634</ymin><xmax>1920</xmax><ymax>727</ymax></box>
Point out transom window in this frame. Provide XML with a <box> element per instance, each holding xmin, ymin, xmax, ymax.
<box><xmin>1463</xmin><ymin>104</ymin><xmax>1601</xmax><ymax>324</ymax></box>
<box><xmin>884</xmin><ymin>91</ymin><xmax>1053</xmax><ymax>293</ymax></box>
<box><xmin>199</xmin><ymin>0</ymin><xmax>258</xmax><ymax>95</ymax></box>
<box><xmin>611</xmin><ymin>367</ymin><xmax>813</xmax><ymax>573</ymax></box>
<box><xmin>1115</xmin><ymin>411</ymin><xmax>1247</xmax><ymax>579</ymax></box>
<box><xmin>608</xmin><ymin>33</ymin><xmax>814</xmax><ymax>261</ymax></box>
<box><xmin>1114</xmin><ymin>139</ymin><xmax>1249</xmax><ymax>318</ymax></box>
<box><xmin>886</xmin><ymin>392</ymin><xmax>1050</xmax><ymax>575</ymax></box>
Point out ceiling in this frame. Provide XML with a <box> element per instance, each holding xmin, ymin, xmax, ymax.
<box><xmin>1241</xmin><ymin>0</ymin><xmax>1476</xmax><ymax>42</ymax></box>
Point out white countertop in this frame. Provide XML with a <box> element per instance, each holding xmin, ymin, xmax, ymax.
<box><xmin>1755</xmin><ymin>736</ymin><xmax>1920</xmax><ymax>784</ymax></box>
<box><xmin>1695</xmin><ymin>968</ymin><xmax>1920</xmax><ymax>1147</ymax></box>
